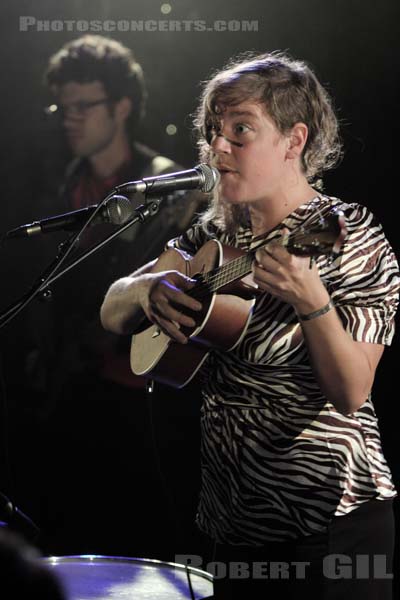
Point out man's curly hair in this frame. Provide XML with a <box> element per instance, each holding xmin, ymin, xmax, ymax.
<box><xmin>45</xmin><ymin>35</ymin><xmax>146</xmax><ymax>137</ymax></box>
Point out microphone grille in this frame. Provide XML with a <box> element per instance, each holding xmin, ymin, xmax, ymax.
<box><xmin>106</xmin><ymin>195</ymin><xmax>134</xmax><ymax>225</ymax></box>
<box><xmin>196</xmin><ymin>163</ymin><xmax>220</xmax><ymax>193</ymax></box>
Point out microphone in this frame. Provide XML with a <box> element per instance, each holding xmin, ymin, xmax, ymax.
<box><xmin>116</xmin><ymin>163</ymin><xmax>220</xmax><ymax>195</ymax></box>
<box><xmin>6</xmin><ymin>195</ymin><xmax>133</xmax><ymax>239</ymax></box>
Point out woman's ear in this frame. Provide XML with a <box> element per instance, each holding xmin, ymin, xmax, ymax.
<box><xmin>286</xmin><ymin>122</ymin><xmax>308</xmax><ymax>159</ymax></box>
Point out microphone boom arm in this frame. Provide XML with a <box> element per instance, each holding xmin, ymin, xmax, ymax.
<box><xmin>40</xmin><ymin>199</ymin><xmax>162</xmax><ymax>291</ymax></box>
<box><xmin>0</xmin><ymin>195</ymin><xmax>162</xmax><ymax>329</ymax></box>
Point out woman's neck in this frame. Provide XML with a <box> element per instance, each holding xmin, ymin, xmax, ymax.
<box><xmin>248</xmin><ymin>182</ymin><xmax>318</xmax><ymax>236</ymax></box>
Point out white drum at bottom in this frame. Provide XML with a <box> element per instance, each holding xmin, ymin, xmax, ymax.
<box><xmin>44</xmin><ymin>555</ymin><xmax>213</xmax><ymax>600</ymax></box>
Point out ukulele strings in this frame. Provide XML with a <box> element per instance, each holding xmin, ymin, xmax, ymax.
<box><xmin>188</xmin><ymin>227</ymin><xmax>334</xmax><ymax>301</ymax></box>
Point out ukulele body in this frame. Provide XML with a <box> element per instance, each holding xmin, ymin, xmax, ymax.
<box><xmin>130</xmin><ymin>240</ymin><xmax>257</xmax><ymax>388</ymax></box>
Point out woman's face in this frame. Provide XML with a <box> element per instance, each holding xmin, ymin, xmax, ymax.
<box><xmin>209</xmin><ymin>101</ymin><xmax>293</xmax><ymax>206</ymax></box>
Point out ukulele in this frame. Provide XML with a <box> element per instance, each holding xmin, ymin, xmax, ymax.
<box><xmin>130</xmin><ymin>210</ymin><xmax>347</xmax><ymax>388</ymax></box>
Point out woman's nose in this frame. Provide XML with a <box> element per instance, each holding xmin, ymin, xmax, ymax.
<box><xmin>211</xmin><ymin>132</ymin><xmax>233</xmax><ymax>153</ymax></box>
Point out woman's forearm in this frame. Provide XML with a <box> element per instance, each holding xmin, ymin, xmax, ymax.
<box><xmin>100</xmin><ymin>261</ymin><xmax>156</xmax><ymax>334</ymax></box>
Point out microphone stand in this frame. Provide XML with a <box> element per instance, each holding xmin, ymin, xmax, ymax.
<box><xmin>0</xmin><ymin>195</ymin><xmax>162</xmax><ymax>329</ymax></box>
<box><xmin>0</xmin><ymin>192</ymin><xmax>163</xmax><ymax>546</ymax></box>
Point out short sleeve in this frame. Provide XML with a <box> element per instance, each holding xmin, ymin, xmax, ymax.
<box><xmin>325</xmin><ymin>204</ymin><xmax>400</xmax><ymax>345</ymax></box>
<box><xmin>166</xmin><ymin>221</ymin><xmax>218</xmax><ymax>255</ymax></box>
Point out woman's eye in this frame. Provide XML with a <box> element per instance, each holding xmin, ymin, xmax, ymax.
<box><xmin>205</xmin><ymin>125</ymin><xmax>220</xmax><ymax>143</ymax></box>
<box><xmin>234</xmin><ymin>123</ymin><xmax>250</xmax><ymax>135</ymax></box>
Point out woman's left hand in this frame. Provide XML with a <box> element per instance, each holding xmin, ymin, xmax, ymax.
<box><xmin>253</xmin><ymin>231</ymin><xmax>330</xmax><ymax>313</ymax></box>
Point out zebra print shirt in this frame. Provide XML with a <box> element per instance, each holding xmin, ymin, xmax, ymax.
<box><xmin>169</xmin><ymin>196</ymin><xmax>400</xmax><ymax>545</ymax></box>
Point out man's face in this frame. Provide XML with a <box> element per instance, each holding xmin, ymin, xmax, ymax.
<box><xmin>56</xmin><ymin>81</ymin><xmax>124</xmax><ymax>158</ymax></box>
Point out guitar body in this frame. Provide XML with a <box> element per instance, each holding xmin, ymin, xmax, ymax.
<box><xmin>130</xmin><ymin>240</ymin><xmax>257</xmax><ymax>387</ymax></box>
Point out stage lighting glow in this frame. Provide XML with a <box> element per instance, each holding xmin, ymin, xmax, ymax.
<box><xmin>161</xmin><ymin>3</ymin><xmax>172</xmax><ymax>15</ymax></box>
<box><xmin>166</xmin><ymin>123</ymin><xmax>177</xmax><ymax>136</ymax></box>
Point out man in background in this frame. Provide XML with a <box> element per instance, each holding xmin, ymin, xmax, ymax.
<box><xmin>10</xmin><ymin>35</ymin><xmax>203</xmax><ymax>558</ymax></box>
<box><xmin>45</xmin><ymin>34</ymin><xmax>195</xmax><ymax>233</ymax></box>
<box><xmin>37</xmin><ymin>35</ymin><xmax>201</xmax><ymax>393</ymax></box>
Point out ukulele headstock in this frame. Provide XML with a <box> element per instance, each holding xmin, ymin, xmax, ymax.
<box><xmin>284</xmin><ymin>211</ymin><xmax>347</xmax><ymax>257</ymax></box>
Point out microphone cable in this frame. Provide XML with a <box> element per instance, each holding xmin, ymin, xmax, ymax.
<box><xmin>144</xmin><ymin>380</ymin><xmax>196</xmax><ymax>600</ymax></box>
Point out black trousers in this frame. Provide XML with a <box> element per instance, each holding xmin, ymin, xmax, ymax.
<box><xmin>210</xmin><ymin>499</ymin><xmax>395</xmax><ymax>600</ymax></box>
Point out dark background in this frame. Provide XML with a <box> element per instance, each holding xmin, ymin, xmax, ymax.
<box><xmin>0</xmin><ymin>0</ymin><xmax>399</xmax><ymax>588</ymax></box>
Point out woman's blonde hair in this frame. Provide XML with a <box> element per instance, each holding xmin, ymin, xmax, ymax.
<box><xmin>194</xmin><ymin>51</ymin><xmax>342</xmax><ymax>232</ymax></box>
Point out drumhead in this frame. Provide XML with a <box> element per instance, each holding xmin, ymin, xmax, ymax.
<box><xmin>43</xmin><ymin>555</ymin><xmax>213</xmax><ymax>600</ymax></box>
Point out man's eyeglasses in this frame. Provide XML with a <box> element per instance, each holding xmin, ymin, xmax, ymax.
<box><xmin>44</xmin><ymin>98</ymin><xmax>110</xmax><ymax>118</ymax></box>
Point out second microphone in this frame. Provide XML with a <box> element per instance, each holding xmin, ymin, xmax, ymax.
<box><xmin>6</xmin><ymin>195</ymin><xmax>133</xmax><ymax>239</ymax></box>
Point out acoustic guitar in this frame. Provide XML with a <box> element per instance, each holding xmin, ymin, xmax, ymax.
<box><xmin>130</xmin><ymin>210</ymin><xmax>347</xmax><ymax>388</ymax></box>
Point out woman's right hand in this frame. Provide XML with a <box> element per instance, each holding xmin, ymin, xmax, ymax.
<box><xmin>142</xmin><ymin>270</ymin><xmax>203</xmax><ymax>344</ymax></box>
